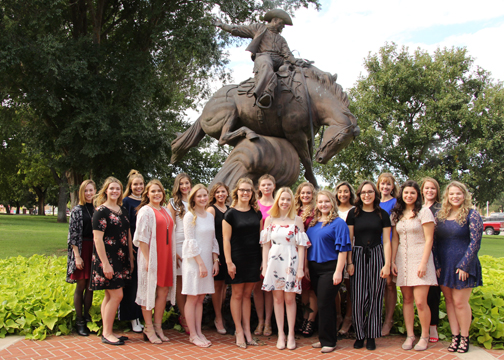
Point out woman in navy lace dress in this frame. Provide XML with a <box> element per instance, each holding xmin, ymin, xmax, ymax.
<box><xmin>434</xmin><ymin>181</ymin><xmax>483</xmax><ymax>354</ymax></box>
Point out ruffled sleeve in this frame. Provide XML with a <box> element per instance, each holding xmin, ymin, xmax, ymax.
<box><xmin>294</xmin><ymin>226</ymin><xmax>311</xmax><ymax>248</ymax></box>
<box><xmin>259</xmin><ymin>224</ymin><xmax>273</xmax><ymax>244</ymax></box>
<box><xmin>133</xmin><ymin>206</ymin><xmax>153</xmax><ymax>247</ymax></box>
<box><xmin>456</xmin><ymin>210</ymin><xmax>483</xmax><ymax>274</ymax></box>
<box><xmin>182</xmin><ymin>212</ymin><xmax>201</xmax><ymax>258</ymax></box>
<box><xmin>333</xmin><ymin>218</ymin><xmax>352</xmax><ymax>252</ymax></box>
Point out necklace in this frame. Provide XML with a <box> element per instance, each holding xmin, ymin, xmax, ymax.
<box><xmin>130</xmin><ymin>194</ymin><xmax>142</xmax><ymax>200</ymax></box>
<box><xmin>214</xmin><ymin>203</ymin><xmax>227</xmax><ymax>213</ymax></box>
<box><xmin>84</xmin><ymin>202</ymin><xmax>94</xmax><ymax>219</ymax></box>
<box><xmin>152</xmin><ymin>206</ymin><xmax>171</xmax><ymax>244</ymax></box>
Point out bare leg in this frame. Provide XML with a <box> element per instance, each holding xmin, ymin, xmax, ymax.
<box><xmin>272</xmin><ymin>290</ymin><xmax>286</xmax><ymax>349</ymax></box>
<box><xmin>212</xmin><ymin>280</ymin><xmax>226</xmax><ymax>330</ymax></box>
<box><xmin>451</xmin><ymin>288</ymin><xmax>473</xmax><ymax>337</ymax></box>
<box><xmin>340</xmin><ymin>279</ymin><xmax>352</xmax><ymax>333</ymax></box>
<box><xmin>230</xmin><ymin>283</ymin><xmax>246</xmax><ymax>345</ymax></box>
<box><xmin>242</xmin><ymin>283</ymin><xmax>255</xmax><ymax>343</ymax></box>
<box><xmin>285</xmin><ymin>292</ymin><xmax>297</xmax><ymax>349</ymax></box>
<box><xmin>308</xmin><ymin>290</ymin><xmax>318</xmax><ymax>321</ymax></box>
<box><xmin>252</xmin><ymin>282</ymin><xmax>264</xmax><ymax>334</ymax></box>
<box><xmin>102</xmin><ymin>288</ymin><xmax>123</xmax><ymax>341</ymax></box>
<box><xmin>154</xmin><ymin>286</ymin><xmax>170</xmax><ymax>341</ymax></box>
<box><xmin>264</xmin><ymin>290</ymin><xmax>273</xmax><ymax>331</ymax></box>
<box><xmin>401</xmin><ymin>286</ymin><xmax>416</xmax><ymax>349</ymax></box>
<box><xmin>413</xmin><ymin>285</ymin><xmax>431</xmax><ymax>349</ymax></box>
<box><xmin>382</xmin><ymin>276</ymin><xmax>397</xmax><ymax>336</ymax></box>
<box><xmin>176</xmin><ymin>276</ymin><xmax>188</xmax><ymax>332</ymax></box>
<box><xmin>441</xmin><ymin>286</ymin><xmax>460</xmax><ymax>335</ymax></box>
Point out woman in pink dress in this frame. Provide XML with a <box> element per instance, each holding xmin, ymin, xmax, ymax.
<box><xmin>391</xmin><ymin>180</ymin><xmax>436</xmax><ymax>351</ymax></box>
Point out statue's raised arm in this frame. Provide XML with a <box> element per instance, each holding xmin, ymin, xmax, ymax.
<box><xmin>214</xmin><ymin>9</ymin><xmax>304</xmax><ymax>108</ymax></box>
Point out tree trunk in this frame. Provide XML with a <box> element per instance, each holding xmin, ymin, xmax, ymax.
<box><xmin>66</xmin><ymin>169</ymin><xmax>83</xmax><ymax>209</ymax></box>
<box><xmin>3</xmin><ymin>203</ymin><xmax>11</xmax><ymax>214</ymax></box>
<box><xmin>15</xmin><ymin>201</ymin><xmax>21</xmax><ymax>214</ymax></box>
<box><xmin>51</xmin><ymin>167</ymin><xmax>68</xmax><ymax>223</ymax></box>
<box><xmin>33</xmin><ymin>187</ymin><xmax>46</xmax><ymax>216</ymax></box>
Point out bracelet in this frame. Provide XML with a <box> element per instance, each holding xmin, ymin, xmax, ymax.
<box><xmin>213</xmin><ymin>258</ymin><xmax>219</xmax><ymax>263</ymax></box>
<box><xmin>347</xmin><ymin>263</ymin><xmax>353</xmax><ymax>265</ymax></box>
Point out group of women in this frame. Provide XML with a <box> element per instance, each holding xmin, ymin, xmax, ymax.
<box><xmin>66</xmin><ymin>171</ymin><xmax>483</xmax><ymax>354</ymax></box>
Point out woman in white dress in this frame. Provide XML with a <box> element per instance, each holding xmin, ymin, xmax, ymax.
<box><xmin>134</xmin><ymin>180</ymin><xmax>177</xmax><ymax>344</ymax></box>
<box><xmin>182</xmin><ymin>184</ymin><xmax>220</xmax><ymax>348</ymax></box>
<box><xmin>167</xmin><ymin>173</ymin><xmax>192</xmax><ymax>334</ymax></box>
<box><xmin>261</xmin><ymin>187</ymin><xmax>310</xmax><ymax>350</ymax></box>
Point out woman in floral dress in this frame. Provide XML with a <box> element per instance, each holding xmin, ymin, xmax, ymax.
<box><xmin>261</xmin><ymin>187</ymin><xmax>310</xmax><ymax>350</ymax></box>
<box><xmin>90</xmin><ymin>177</ymin><xmax>134</xmax><ymax>346</ymax></box>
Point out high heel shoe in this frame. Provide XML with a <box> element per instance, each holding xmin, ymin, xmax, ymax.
<box><xmin>235</xmin><ymin>332</ymin><xmax>247</xmax><ymax>349</ymax></box>
<box><xmin>402</xmin><ymin>335</ymin><xmax>415</xmax><ymax>350</ymax></box>
<box><xmin>429</xmin><ymin>325</ymin><xmax>439</xmax><ymax>343</ymax></box>
<box><xmin>190</xmin><ymin>336</ymin><xmax>211</xmax><ymax>348</ymax></box>
<box><xmin>143</xmin><ymin>324</ymin><xmax>162</xmax><ymax>344</ymax></box>
<box><xmin>179</xmin><ymin>316</ymin><xmax>190</xmax><ymax>335</ymax></box>
<box><xmin>302</xmin><ymin>320</ymin><xmax>315</xmax><ymax>337</ymax></box>
<box><xmin>214</xmin><ymin>320</ymin><xmax>226</xmax><ymax>335</ymax></box>
<box><xmin>457</xmin><ymin>335</ymin><xmax>469</xmax><ymax>353</ymax></box>
<box><xmin>448</xmin><ymin>334</ymin><xmax>461</xmax><ymax>352</ymax></box>
<box><xmin>414</xmin><ymin>336</ymin><xmax>429</xmax><ymax>351</ymax></box>
<box><xmin>287</xmin><ymin>337</ymin><xmax>296</xmax><ymax>350</ymax></box>
<box><xmin>154</xmin><ymin>323</ymin><xmax>169</xmax><ymax>342</ymax></box>
<box><xmin>263</xmin><ymin>324</ymin><xmax>273</xmax><ymax>336</ymax></box>
<box><xmin>254</xmin><ymin>322</ymin><xmax>264</xmax><ymax>336</ymax></box>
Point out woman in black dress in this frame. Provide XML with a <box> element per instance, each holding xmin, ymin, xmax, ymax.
<box><xmin>66</xmin><ymin>179</ymin><xmax>96</xmax><ymax>336</ymax></box>
<box><xmin>207</xmin><ymin>182</ymin><xmax>230</xmax><ymax>335</ymax></box>
<box><xmin>90</xmin><ymin>176</ymin><xmax>134</xmax><ymax>346</ymax></box>
<box><xmin>222</xmin><ymin>178</ymin><xmax>263</xmax><ymax>348</ymax></box>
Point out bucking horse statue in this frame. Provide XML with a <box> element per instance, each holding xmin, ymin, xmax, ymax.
<box><xmin>171</xmin><ymin>63</ymin><xmax>359</xmax><ymax>189</ymax></box>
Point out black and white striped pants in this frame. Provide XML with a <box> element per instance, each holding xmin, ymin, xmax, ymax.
<box><xmin>350</xmin><ymin>244</ymin><xmax>386</xmax><ymax>340</ymax></box>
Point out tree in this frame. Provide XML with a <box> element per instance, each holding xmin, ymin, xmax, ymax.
<box><xmin>318</xmin><ymin>43</ymin><xmax>504</xmax><ymax>204</ymax></box>
<box><xmin>0</xmin><ymin>0</ymin><xmax>320</xmax><ymax>219</ymax></box>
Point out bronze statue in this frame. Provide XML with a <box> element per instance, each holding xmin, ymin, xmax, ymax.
<box><xmin>213</xmin><ymin>9</ymin><xmax>306</xmax><ymax>108</ymax></box>
<box><xmin>171</xmin><ymin>62</ymin><xmax>360</xmax><ymax>189</ymax></box>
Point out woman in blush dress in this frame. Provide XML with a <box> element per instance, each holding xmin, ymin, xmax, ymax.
<box><xmin>167</xmin><ymin>173</ymin><xmax>192</xmax><ymax>334</ymax></box>
<box><xmin>66</xmin><ymin>180</ymin><xmax>96</xmax><ymax>336</ymax></box>
<box><xmin>434</xmin><ymin>181</ymin><xmax>483</xmax><ymax>353</ymax></box>
<box><xmin>261</xmin><ymin>187</ymin><xmax>310</xmax><ymax>350</ymax></box>
<box><xmin>306</xmin><ymin>191</ymin><xmax>351</xmax><ymax>354</ymax></box>
<box><xmin>120</xmin><ymin>169</ymin><xmax>144</xmax><ymax>333</ymax></box>
<box><xmin>206</xmin><ymin>182</ymin><xmax>230</xmax><ymax>335</ymax></box>
<box><xmin>182</xmin><ymin>184</ymin><xmax>220</xmax><ymax>348</ymax></box>
<box><xmin>134</xmin><ymin>180</ymin><xmax>176</xmax><ymax>344</ymax></box>
<box><xmin>377</xmin><ymin>172</ymin><xmax>399</xmax><ymax>336</ymax></box>
<box><xmin>335</xmin><ymin>181</ymin><xmax>356</xmax><ymax>337</ymax></box>
<box><xmin>253</xmin><ymin>174</ymin><xmax>275</xmax><ymax>337</ymax></box>
<box><xmin>347</xmin><ymin>181</ymin><xmax>391</xmax><ymax>351</ymax></box>
<box><xmin>223</xmin><ymin>178</ymin><xmax>263</xmax><ymax>349</ymax></box>
<box><xmin>391</xmin><ymin>180</ymin><xmax>436</xmax><ymax>351</ymax></box>
<box><xmin>294</xmin><ymin>182</ymin><xmax>317</xmax><ymax>337</ymax></box>
<box><xmin>90</xmin><ymin>177</ymin><xmax>134</xmax><ymax>346</ymax></box>
<box><xmin>420</xmin><ymin>177</ymin><xmax>442</xmax><ymax>343</ymax></box>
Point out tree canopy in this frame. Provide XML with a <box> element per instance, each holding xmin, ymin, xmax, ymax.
<box><xmin>318</xmin><ymin>43</ymin><xmax>504</xmax><ymax>205</ymax></box>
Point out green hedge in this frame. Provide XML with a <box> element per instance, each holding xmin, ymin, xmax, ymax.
<box><xmin>1</xmin><ymin>254</ymin><xmax>503</xmax><ymax>349</ymax></box>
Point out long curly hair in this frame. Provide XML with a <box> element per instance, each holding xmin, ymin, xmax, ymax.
<box><xmin>354</xmin><ymin>181</ymin><xmax>381</xmax><ymax>218</ymax></box>
<box><xmin>94</xmin><ymin>177</ymin><xmax>124</xmax><ymax>207</ymax></box>
<box><xmin>391</xmin><ymin>180</ymin><xmax>423</xmax><ymax>224</ymax></box>
<box><xmin>269</xmin><ymin>187</ymin><xmax>297</xmax><ymax>220</ymax></box>
<box><xmin>188</xmin><ymin>184</ymin><xmax>209</xmax><ymax>226</ymax></box>
<box><xmin>420</xmin><ymin>177</ymin><xmax>440</xmax><ymax>204</ymax></box>
<box><xmin>294</xmin><ymin>182</ymin><xmax>316</xmax><ymax>224</ymax></box>
<box><xmin>334</xmin><ymin>181</ymin><xmax>356</xmax><ymax>206</ymax></box>
<box><xmin>208</xmin><ymin>182</ymin><xmax>230</xmax><ymax>206</ymax></box>
<box><xmin>257</xmin><ymin>174</ymin><xmax>276</xmax><ymax>199</ymax></box>
<box><xmin>123</xmin><ymin>169</ymin><xmax>144</xmax><ymax>198</ymax></box>
<box><xmin>437</xmin><ymin>181</ymin><xmax>473</xmax><ymax>226</ymax></box>
<box><xmin>309</xmin><ymin>190</ymin><xmax>339</xmax><ymax>228</ymax></box>
<box><xmin>377</xmin><ymin>172</ymin><xmax>400</xmax><ymax>199</ymax></box>
<box><xmin>171</xmin><ymin>173</ymin><xmax>192</xmax><ymax>218</ymax></box>
<box><xmin>136</xmin><ymin>179</ymin><xmax>166</xmax><ymax>213</ymax></box>
<box><xmin>230</xmin><ymin>178</ymin><xmax>259</xmax><ymax>212</ymax></box>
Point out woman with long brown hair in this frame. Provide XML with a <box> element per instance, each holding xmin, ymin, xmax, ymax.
<box><xmin>134</xmin><ymin>180</ymin><xmax>177</xmax><ymax>344</ymax></box>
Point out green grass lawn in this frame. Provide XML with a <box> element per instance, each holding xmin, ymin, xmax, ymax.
<box><xmin>1</xmin><ymin>214</ymin><xmax>504</xmax><ymax>259</ymax></box>
<box><xmin>0</xmin><ymin>214</ymin><xmax>68</xmax><ymax>258</ymax></box>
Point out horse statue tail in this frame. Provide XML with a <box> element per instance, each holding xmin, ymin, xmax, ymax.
<box><xmin>170</xmin><ymin>117</ymin><xmax>206</xmax><ymax>163</ymax></box>
<box><xmin>209</xmin><ymin>135</ymin><xmax>300</xmax><ymax>190</ymax></box>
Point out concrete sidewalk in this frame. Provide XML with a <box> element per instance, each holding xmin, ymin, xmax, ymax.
<box><xmin>1</xmin><ymin>329</ymin><xmax>502</xmax><ymax>360</ymax></box>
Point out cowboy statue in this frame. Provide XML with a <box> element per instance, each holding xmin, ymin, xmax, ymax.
<box><xmin>214</xmin><ymin>9</ymin><xmax>307</xmax><ymax>109</ymax></box>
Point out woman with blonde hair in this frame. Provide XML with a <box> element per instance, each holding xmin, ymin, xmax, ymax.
<box><xmin>261</xmin><ymin>187</ymin><xmax>310</xmax><ymax>350</ymax></box>
<box><xmin>376</xmin><ymin>172</ymin><xmax>399</xmax><ymax>336</ymax></box>
<box><xmin>434</xmin><ymin>181</ymin><xmax>483</xmax><ymax>353</ymax></box>
<box><xmin>306</xmin><ymin>190</ymin><xmax>351</xmax><ymax>353</ymax></box>
<box><xmin>207</xmin><ymin>182</ymin><xmax>230</xmax><ymax>334</ymax></box>
<box><xmin>167</xmin><ymin>173</ymin><xmax>192</xmax><ymax>334</ymax></box>
<box><xmin>253</xmin><ymin>174</ymin><xmax>275</xmax><ymax>337</ymax></box>
<box><xmin>294</xmin><ymin>181</ymin><xmax>317</xmax><ymax>337</ymax></box>
<box><xmin>90</xmin><ymin>177</ymin><xmax>134</xmax><ymax>345</ymax></box>
<box><xmin>182</xmin><ymin>184</ymin><xmax>220</xmax><ymax>347</ymax></box>
<box><xmin>223</xmin><ymin>177</ymin><xmax>263</xmax><ymax>348</ymax></box>
<box><xmin>134</xmin><ymin>179</ymin><xmax>177</xmax><ymax>344</ymax></box>
<box><xmin>66</xmin><ymin>179</ymin><xmax>96</xmax><ymax>336</ymax></box>
<box><xmin>121</xmin><ymin>169</ymin><xmax>144</xmax><ymax>332</ymax></box>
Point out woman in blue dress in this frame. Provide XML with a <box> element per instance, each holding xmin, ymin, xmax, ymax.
<box><xmin>434</xmin><ymin>181</ymin><xmax>483</xmax><ymax>353</ymax></box>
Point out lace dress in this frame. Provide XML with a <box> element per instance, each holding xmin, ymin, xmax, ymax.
<box><xmin>392</xmin><ymin>207</ymin><xmax>437</xmax><ymax>287</ymax></box>
<box><xmin>182</xmin><ymin>212</ymin><xmax>219</xmax><ymax>295</ymax></box>
<box><xmin>261</xmin><ymin>224</ymin><xmax>311</xmax><ymax>293</ymax></box>
<box><xmin>433</xmin><ymin>209</ymin><xmax>483</xmax><ymax>289</ymax></box>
